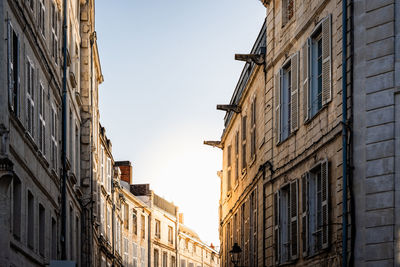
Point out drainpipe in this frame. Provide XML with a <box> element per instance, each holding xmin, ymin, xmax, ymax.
<box><xmin>61</xmin><ymin>0</ymin><xmax>68</xmax><ymax>260</ymax></box>
<box><xmin>342</xmin><ymin>0</ymin><xmax>348</xmax><ymax>266</ymax></box>
<box><xmin>111</xmin><ymin>173</ymin><xmax>115</xmax><ymax>266</ymax></box>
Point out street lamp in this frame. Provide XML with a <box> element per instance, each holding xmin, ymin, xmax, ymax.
<box><xmin>229</xmin><ymin>243</ymin><xmax>242</xmax><ymax>267</ymax></box>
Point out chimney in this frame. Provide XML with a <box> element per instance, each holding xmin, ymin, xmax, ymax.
<box><xmin>130</xmin><ymin>184</ymin><xmax>150</xmax><ymax>196</ymax></box>
<box><xmin>115</xmin><ymin>161</ymin><xmax>132</xmax><ymax>184</ymax></box>
<box><xmin>178</xmin><ymin>213</ymin><xmax>184</xmax><ymax>224</ymax></box>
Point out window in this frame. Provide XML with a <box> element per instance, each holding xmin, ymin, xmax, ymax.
<box><xmin>100</xmin><ymin>146</ymin><xmax>104</xmax><ymax>184</ymax></box>
<box><xmin>75</xmin><ymin>216</ymin><xmax>80</xmax><ymax>265</ymax></box>
<box><xmin>250</xmin><ymin>191</ymin><xmax>257</xmax><ymax>266</ymax></box>
<box><xmin>100</xmin><ymin>197</ymin><xmax>104</xmax><ymax>234</ymax></box>
<box><xmin>26</xmin><ymin>59</ymin><xmax>35</xmax><ymax>137</ymax></box>
<box><xmin>107</xmin><ymin>157</ymin><xmax>112</xmax><ymax>193</ymax></box>
<box><xmin>124</xmin><ymin>203</ymin><xmax>129</xmax><ymax>230</ymax></box>
<box><xmin>155</xmin><ymin>219</ymin><xmax>161</xmax><ymax>239</ymax></box>
<box><xmin>226</xmin><ymin>145</ymin><xmax>232</xmax><ymax>193</ymax></box>
<box><xmin>38</xmin><ymin>0</ymin><xmax>46</xmax><ymax>37</ymax></box>
<box><xmin>303</xmin><ymin>16</ymin><xmax>331</xmax><ymax>121</ymax></box>
<box><xmin>180</xmin><ymin>259</ymin><xmax>186</xmax><ymax>267</ymax></box>
<box><xmin>27</xmin><ymin>190</ymin><xmax>34</xmax><ymax>249</ymax></box>
<box><xmin>171</xmin><ymin>256</ymin><xmax>176</xmax><ymax>267</ymax></box>
<box><xmin>188</xmin><ymin>263</ymin><xmax>194</xmax><ymax>267</ymax></box>
<box><xmin>51</xmin><ymin>217</ymin><xmax>57</xmax><ymax>259</ymax></box>
<box><xmin>274</xmin><ymin>180</ymin><xmax>298</xmax><ymax>264</ymax></box>
<box><xmin>141</xmin><ymin>215</ymin><xmax>145</xmax><ymax>239</ymax></box>
<box><xmin>282</xmin><ymin>0</ymin><xmax>295</xmax><ymax>25</ymax></box>
<box><xmin>132</xmin><ymin>242</ymin><xmax>138</xmax><ymax>267</ymax></box>
<box><xmin>235</xmin><ymin>131</ymin><xmax>239</xmax><ymax>182</ymax></box>
<box><xmin>168</xmin><ymin>226</ymin><xmax>174</xmax><ymax>244</ymax></box>
<box><xmin>75</xmin><ymin>124</ymin><xmax>79</xmax><ymax>176</ymax></box>
<box><xmin>132</xmin><ymin>209</ymin><xmax>137</xmax><ymax>235</ymax></box>
<box><xmin>123</xmin><ymin>238</ymin><xmax>129</xmax><ymax>265</ymax></box>
<box><xmin>69</xmin><ymin>206</ymin><xmax>74</xmax><ymax>260</ymax></box>
<box><xmin>141</xmin><ymin>247</ymin><xmax>146</xmax><ymax>267</ymax></box>
<box><xmin>38</xmin><ymin>83</ymin><xmax>46</xmax><ymax>154</ymax></box>
<box><xmin>12</xmin><ymin>178</ymin><xmax>21</xmax><ymax>239</ymax></box>
<box><xmin>275</xmin><ymin>53</ymin><xmax>299</xmax><ymax>143</ymax></box>
<box><xmin>7</xmin><ymin>22</ymin><xmax>20</xmax><ymax>115</ymax></box>
<box><xmin>51</xmin><ymin>105</ymin><xmax>58</xmax><ymax>170</ymax></box>
<box><xmin>69</xmin><ymin>110</ymin><xmax>73</xmax><ymax>163</ymax></box>
<box><xmin>163</xmin><ymin>252</ymin><xmax>168</xmax><ymax>267</ymax></box>
<box><xmin>241</xmin><ymin>115</ymin><xmax>247</xmax><ymax>170</ymax></box>
<box><xmin>250</xmin><ymin>99</ymin><xmax>256</xmax><ymax>159</ymax></box>
<box><xmin>39</xmin><ymin>204</ymin><xmax>45</xmax><ymax>255</ymax></box>
<box><xmin>107</xmin><ymin>207</ymin><xmax>111</xmax><ymax>241</ymax></box>
<box><xmin>154</xmin><ymin>249</ymin><xmax>159</xmax><ymax>267</ymax></box>
<box><xmin>51</xmin><ymin>3</ymin><xmax>59</xmax><ymax>64</ymax></box>
<box><xmin>302</xmin><ymin>160</ymin><xmax>329</xmax><ymax>256</ymax></box>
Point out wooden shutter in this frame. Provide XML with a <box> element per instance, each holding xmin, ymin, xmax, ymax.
<box><xmin>275</xmin><ymin>70</ymin><xmax>282</xmax><ymax>144</ymax></box>
<box><xmin>302</xmin><ymin>39</ymin><xmax>310</xmax><ymax>122</ymax></box>
<box><xmin>7</xmin><ymin>21</ymin><xmax>13</xmax><ymax>110</ymax></box>
<box><xmin>290</xmin><ymin>180</ymin><xmax>298</xmax><ymax>260</ymax></box>
<box><xmin>274</xmin><ymin>192</ymin><xmax>280</xmax><ymax>264</ymax></box>
<box><xmin>321</xmin><ymin>15</ymin><xmax>332</xmax><ymax>105</ymax></box>
<box><xmin>301</xmin><ymin>173</ymin><xmax>309</xmax><ymax>256</ymax></box>
<box><xmin>321</xmin><ymin>160</ymin><xmax>329</xmax><ymax>249</ymax></box>
<box><xmin>290</xmin><ymin>52</ymin><xmax>299</xmax><ymax>132</ymax></box>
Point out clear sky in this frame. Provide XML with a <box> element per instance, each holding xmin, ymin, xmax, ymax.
<box><xmin>95</xmin><ymin>0</ymin><xmax>266</xmax><ymax>247</ymax></box>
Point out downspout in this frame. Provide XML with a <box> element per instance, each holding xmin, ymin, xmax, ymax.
<box><xmin>342</xmin><ymin>0</ymin><xmax>348</xmax><ymax>266</ymax></box>
<box><xmin>175</xmin><ymin>211</ymin><xmax>179</xmax><ymax>267</ymax></box>
<box><xmin>61</xmin><ymin>0</ymin><xmax>68</xmax><ymax>260</ymax></box>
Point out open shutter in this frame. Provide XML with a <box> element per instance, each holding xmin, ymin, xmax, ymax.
<box><xmin>321</xmin><ymin>15</ymin><xmax>332</xmax><ymax>105</ymax></box>
<box><xmin>7</xmin><ymin>21</ymin><xmax>13</xmax><ymax>110</ymax></box>
<box><xmin>274</xmin><ymin>192</ymin><xmax>280</xmax><ymax>264</ymax></box>
<box><xmin>290</xmin><ymin>180</ymin><xmax>299</xmax><ymax>260</ymax></box>
<box><xmin>301</xmin><ymin>173</ymin><xmax>309</xmax><ymax>256</ymax></box>
<box><xmin>321</xmin><ymin>160</ymin><xmax>329</xmax><ymax>249</ymax></box>
<box><xmin>290</xmin><ymin>52</ymin><xmax>299</xmax><ymax>132</ymax></box>
<box><xmin>275</xmin><ymin>70</ymin><xmax>282</xmax><ymax>144</ymax></box>
<box><xmin>16</xmin><ymin>33</ymin><xmax>20</xmax><ymax>115</ymax></box>
<box><xmin>302</xmin><ymin>39</ymin><xmax>310</xmax><ymax>122</ymax></box>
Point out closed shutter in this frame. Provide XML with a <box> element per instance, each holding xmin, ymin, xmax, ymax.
<box><xmin>274</xmin><ymin>192</ymin><xmax>280</xmax><ymax>264</ymax></box>
<box><xmin>301</xmin><ymin>173</ymin><xmax>309</xmax><ymax>256</ymax></box>
<box><xmin>290</xmin><ymin>180</ymin><xmax>298</xmax><ymax>260</ymax></box>
<box><xmin>275</xmin><ymin>70</ymin><xmax>282</xmax><ymax>144</ymax></box>
<box><xmin>321</xmin><ymin>160</ymin><xmax>329</xmax><ymax>249</ymax></box>
<box><xmin>302</xmin><ymin>39</ymin><xmax>310</xmax><ymax>122</ymax></box>
<box><xmin>16</xmin><ymin>33</ymin><xmax>20</xmax><ymax>115</ymax></box>
<box><xmin>290</xmin><ymin>52</ymin><xmax>299</xmax><ymax>132</ymax></box>
<box><xmin>321</xmin><ymin>15</ymin><xmax>332</xmax><ymax>105</ymax></box>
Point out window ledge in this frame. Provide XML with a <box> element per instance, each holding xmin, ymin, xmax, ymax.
<box><xmin>241</xmin><ymin>168</ymin><xmax>247</xmax><ymax>179</ymax></box>
<box><xmin>276</xmin><ymin>130</ymin><xmax>297</xmax><ymax>146</ymax></box>
<box><xmin>304</xmin><ymin>103</ymin><xmax>329</xmax><ymax>125</ymax></box>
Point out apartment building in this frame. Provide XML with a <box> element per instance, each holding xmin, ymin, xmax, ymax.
<box><xmin>0</xmin><ymin>0</ymin><xmax>83</xmax><ymax>265</ymax></box>
<box><xmin>217</xmin><ymin>0</ymin><xmax>352</xmax><ymax>266</ymax></box>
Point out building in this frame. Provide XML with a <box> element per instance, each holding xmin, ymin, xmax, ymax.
<box><xmin>215</xmin><ymin>0</ymin><xmax>353</xmax><ymax>266</ymax></box>
<box><xmin>0</xmin><ymin>0</ymin><xmax>83</xmax><ymax>265</ymax></box>
<box><xmin>178</xmin><ymin>220</ymin><xmax>220</xmax><ymax>267</ymax></box>
<box><xmin>117</xmin><ymin>161</ymin><xmax>150</xmax><ymax>267</ymax></box>
<box><xmin>352</xmin><ymin>1</ymin><xmax>400</xmax><ymax>266</ymax></box>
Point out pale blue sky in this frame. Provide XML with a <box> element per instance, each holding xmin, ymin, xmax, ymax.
<box><xmin>96</xmin><ymin>0</ymin><xmax>266</xmax><ymax>247</ymax></box>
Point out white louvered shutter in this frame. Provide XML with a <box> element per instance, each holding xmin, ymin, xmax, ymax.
<box><xmin>321</xmin><ymin>159</ymin><xmax>329</xmax><ymax>249</ymax></box>
<box><xmin>301</xmin><ymin>173</ymin><xmax>309</xmax><ymax>256</ymax></box>
<box><xmin>302</xmin><ymin>39</ymin><xmax>311</xmax><ymax>122</ymax></box>
<box><xmin>275</xmin><ymin>70</ymin><xmax>282</xmax><ymax>144</ymax></box>
<box><xmin>321</xmin><ymin>15</ymin><xmax>332</xmax><ymax>105</ymax></box>
<box><xmin>290</xmin><ymin>180</ymin><xmax>299</xmax><ymax>260</ymax></box>
<box><xmin>290</xmin><ymin>52</ymin><xmax>299</xmax><ymax>132</ymax></box>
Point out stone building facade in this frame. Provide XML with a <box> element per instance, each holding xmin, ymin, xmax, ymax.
<box><xmin>352</xmin><ymin>0</ymin><xmax>400</xmax><ymax>266</ymax></box>
<box><xmin>217</xmin><ymin>0</ymin><xmax>353</xmax><ymax>266</ymax></box>
<box><xmin>0</xmin><ymin>0</ymin><xmax>83</xmax><ymax>265</ymax></box>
